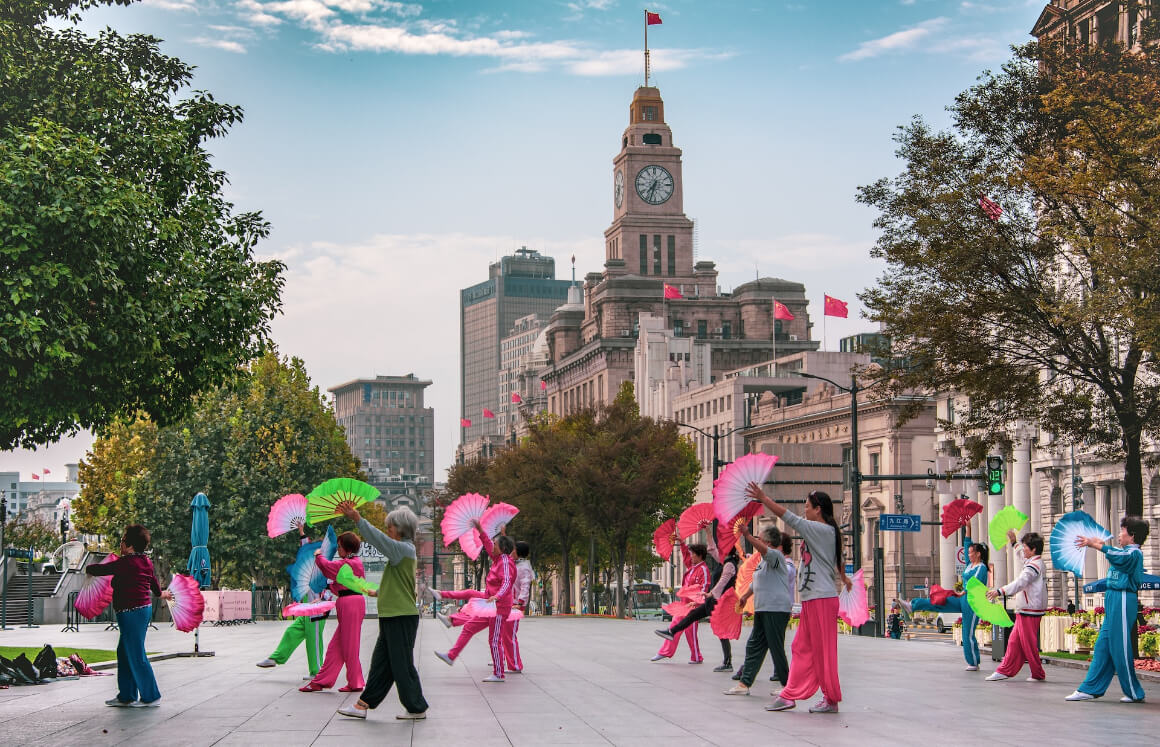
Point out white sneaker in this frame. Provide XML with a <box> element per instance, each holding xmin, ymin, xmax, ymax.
<box><xmin>434</xmin><ymin>651</ymin><xmax>453</xmax><ymax>666</ymax></box>
<box><xmin>429</xmin><ymin>588</ymin><xmax>442</xmax><ymax>601</ymax></box>
<box><xmin>1065</xmin><ymin>691</ymin><xmax>1095</xmax><ymax>701</ymax></box>
<box><xmin>1120</xmin><ymin>695</ymin><xmax>1144</xmax><ymax>703</ymax></box>
<box><xmin>765</xmin><ymin>696</ymin><xmax>795</xmax><ymax>711</ymax></box>
<box><xmin>482</xmin><ymin>674</ymin><xmax>505</xmax><ymax>683</ymax></box>
<box><xmin>723</xmin><ymin>684</ymin><xmax>750</xmax><ymax>695</ymax></box>
<box><xmin>256</xmin><ymin>658</ymin><xmax>276</xmax><ymax>668</ymax></box>
<box><xmin>964</xmin><ymin>665</ymin><xmax>979</xmax><ymax>671</ymax></box>
<box><xmin>985</xmin><ymin>672</ymin><xmax>1009</xmax><ymax>681</ymax></box>
<box><xmin>649</xmin><ymin>654</ymin><xmax>666</xmax><ymax>662</ymax></box>
<box><xmin>808</xmin><ymin>699</ymin><xmax>839</xmax><ymax>714</ymax></box>
<box><xmin>1026</xmin><ymin>676</ymin><xmax>1045</xmax><ymax>682</ymax></box>
<box><xmin>396</xmin><ymin>711</ymin><xmax>427</xmax><ymax>719</ymax></box>
<box><xmin>105</xmin><ymin>698</ymin><xmax>134</xmax><ymax>707</ymax></box>
<box><xmin>435</xmin><ymin>613</ymin><xmax>452</xmax><ymax>628</ymax></box>
<box><xmin>337</xmin><ymin>705</ymin><xmax>367</xmax><ymax>719</ymax></box>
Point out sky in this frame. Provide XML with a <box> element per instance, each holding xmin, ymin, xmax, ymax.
<box><xmin>1</xmin><ymin>0</ymin><xmax>1052</xmax><ymax>484</ymax></box>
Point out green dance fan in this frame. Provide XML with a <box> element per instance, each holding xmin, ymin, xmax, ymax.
<box><xmin>988</xmin><ymin>505</ymin><xmax>1029</xmax><ymax>550</ymax></box>
<box><xmin>965</xmin><ymin>577</ymin><xmax>1013</xmax><ymax>628</ymax></box>
<box><xmin>336</xmin><ymin>564</ymin><xmax>377</xmax><ymax>595</ymax></box>
<box><xmin>305</xmin><ymin>477</ymin><xmax>380</xmax><ymax>525</ymax></box>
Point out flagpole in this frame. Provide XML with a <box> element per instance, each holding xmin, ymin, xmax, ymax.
<box><xmin>772</xmin><ymin>301</ymin><xmax>777</xmax><ymax>375</ymax></box>
<box><xmin>644</xmin><ymin>9</ymin><xmax>650</xmax><ymax>86</ymax></box>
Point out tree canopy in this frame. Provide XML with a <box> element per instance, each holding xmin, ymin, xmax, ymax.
<box><xmin>858</xmin><ymin>37</ymin><xmax>1160</xmax><ymax>516</ymax></box>
<box><xmin>0</xmin><ymin>0</ymin><xmax>284</xmax><ymax>449</ymax></box>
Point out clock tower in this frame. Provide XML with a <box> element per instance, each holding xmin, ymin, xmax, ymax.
<box><xmin>604</xmin><ymin>86</ymin><xmax>695</xmax><ymax>280</ymax></box>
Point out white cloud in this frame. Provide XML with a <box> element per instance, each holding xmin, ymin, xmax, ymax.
<box><xmin>839</xmin><ymin>17</ymin><xmax>949</xmax><ymax>61</ymax></box>
<box><xmin>142</xmin><ymin>0</ymin><xmax>198</xmax><ymax>10</ymax></box>
<box><xmin>191</xmin><ymin>37</ymin><xmax>248</xmax><ymax>53</ymax></box>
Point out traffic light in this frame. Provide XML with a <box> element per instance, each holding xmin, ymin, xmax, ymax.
<box><xmin>986</xmin><ymin>456</ymin><xmax>1004</xmax><ymax>495</ymax></box>
<box><xmin>1</xmin><ymin>495</ymin><xmax>6</xmax><ymax>524</ymax></box>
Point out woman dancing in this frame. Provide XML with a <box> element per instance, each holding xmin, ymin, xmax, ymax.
<box><xmin>651</xmin><ymin>537</ymin><xmax>711</xmax><ymax>663</ymax></box>
<box><xmin>258</xmin><ymin>520</ymin><xmax>328</xmax><ymax>677</ymax></box>
<box><xmin>898</xmin><ymin>542</ymin><xmax>989</xmax><ymax>670</ymax></box>
<box><xmin>87</xmin><ymin>524</ymin><xmax>173</xmax><ymax>707</ymax></box>
<box><xmin>724</xmin><ymin>525</ymin><xmax>794</xmax><ymax>696</ymax></box>
<box><xmin>747</xmin><ymin>486</ymin><xmax>851</xmax><ymax>714</ymax></box>
<box><xmin>655</xmin><ymin>540</ymin><xmax>741</xmax><ymax>672</ymax></box>
<box><xmin>301</xmin><ymin>532</ymin><xmax>368</xmax><ymax>693</ymax></box>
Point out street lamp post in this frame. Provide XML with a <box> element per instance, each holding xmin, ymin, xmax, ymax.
<box><xmin>674</xmin><ymin>422</ymin><xmax>763</xmax><ymax>482</ymax></box>
<box><xmin>799</xmin><ymin>372</ymin><xmax>862</xmax><ymax>573</ymax></box>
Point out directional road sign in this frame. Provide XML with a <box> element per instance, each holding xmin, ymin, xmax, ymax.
<box><xmin>880</xmin><ymin>513</ymin><xmax>921</xmax><ymax>532</ymax></box>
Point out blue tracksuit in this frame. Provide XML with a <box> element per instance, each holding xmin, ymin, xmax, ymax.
<box><xmin>911</xmin><ymin>563</ymin><xmax>987</xmax><ymax>666</ymax></box>
<box><xmin>1077</xmin><ymin>544</ymin><xmax>1145</xmax><ymax>701</ymax></box>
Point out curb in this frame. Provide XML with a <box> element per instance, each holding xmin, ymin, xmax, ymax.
<box><xmin>978</xmin><ymin>647</ymin><xmax>1160</xmax><ymax>683</ymax></box>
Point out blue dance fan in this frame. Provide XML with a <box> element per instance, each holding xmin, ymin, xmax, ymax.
<box><xmin>287</xmin><ymin>540</ymin><xmax>322</xmax><ymax>602</ymax></box>
<box><xmin>310</xmin><ymin>525</ymin><xmax>339</xmax><ymax>595</ymax></box>
<box><xmin>1050</xmin><ymin>510</ymin><xmax>1112</xmax><ymax>577</ymax></box>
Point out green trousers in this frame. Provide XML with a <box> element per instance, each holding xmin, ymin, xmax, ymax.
<box><xmin>268</xmin><ymin>615</ymin><xmax>327</xmax><ymax>675</ymax></box>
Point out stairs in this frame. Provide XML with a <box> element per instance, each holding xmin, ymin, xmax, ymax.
<box><xmin>1</xmin><ymin>564</ymin><xmax>62</xmax><ymax>626</ymax></box>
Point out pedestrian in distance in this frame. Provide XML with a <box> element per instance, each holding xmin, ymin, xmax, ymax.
<box><xmin>86</xmin><ymin>524</ymin><xmax>173</xmax><ymax>707</ymax></box>
<box><xmin>300</xmin><ymin>531</ymin><xmax>370</xmax><ymax>693</ymax></box>
<box><xmin>887</xmin><ymin>603</ymin><xmax>904</xmax><ymax>640</ymax></box>
<box><xmin>651</xmin><ymin>537</ymin><xmax>710</xmax><ymax>663</ymax></box>
<box><xmin>724</xmin><ymin>525</ymin><xmax>794</xmax><ymax>696</ymax></box>
<box><xmin>334</xmin><ymin>501</ymin><xmax>429</xmax><ymax>721</ymax></box>
<box><xmin>257</xmin><ymin>520</ymin><xmax>329</xmax><ymax>677</ymax></box>
<box><xmin>1065</xmin><ymin>516</ymin><xmax>1149</xmax><ymax>704</ymax></box>
<box><xmin>986</xmin><ymin>530</ymin><xmax>1047</xmax><ymax>683</ymax></box>
<box><xmin>747</xmin><ymin>486</ymin><xmax>852</xmax><ymax>714</ymax></box>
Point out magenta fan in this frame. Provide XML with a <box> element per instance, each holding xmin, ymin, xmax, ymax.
<box><xmin>283</xmin><ymin>600</ymin><xmax>337</xmax><ymax>618</ymax></box>
<box><xmin>712</xmin><ymin>453</ymin><xmax>778</xmax><ymax>525</ymax></box>
<box><xmin>461</xmin><ymin>598</ymin><xmax>524</xmax><ymax>621</ymax></box>
<box><xmin>460</xmin><ymin>502</ymin><xmax>520</xmax><ymax>560</ymax></box>
<box><xmin>75</xmin><ymin>553</ymin><xmax>118</xmax><ymax>619</ymax></box>
<box><xmin>441</xmin><ymin>492</ymin><xmax>490</xmax><ymax>547</ymax></box>
<box><xmin>838</xmin><ymin>568</ymin><xmax>869</xmax><ymax>628</ymax></box>
<box><xmin>166</xmin><ymin>574</ymin><xmax>206</xmax><ymax>633</ymax></box>
<box><xmin>267</xmin><ymin>493</ymin><xmax>308</xmax><ymax>538</ymax></box>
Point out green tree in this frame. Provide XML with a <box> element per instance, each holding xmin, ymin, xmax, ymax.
<box><xmin>0</xmin><ymin>0</ymin><xmax>284</xmax><ymax>450</ymax></box>
<box><xmin>4</xmin><ymin>512</ymin><xmax>58</xmax><ymax>556</ymax></box>
<box><xmin>858</xmin><ymin>37</ymin><xmax>1160</xmax><ymax>516</ymax></box>
<box><xmin>73</xmin><ymin>412</ymin><xmax>156</xmax><ymax>542</ymax></box>
<box><xmin>136</xmin><ymin>352</ymin><xmax>361</xmax><ymax>586</ymax></box>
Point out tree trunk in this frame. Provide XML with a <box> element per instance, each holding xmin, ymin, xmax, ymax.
<box><xmin>614</xmin><ymin>547</ymin><xmax>627</xmax><ymax>619</ymax></box>
<box><xmin>1122</xmin><ymin>423</ymin><xmax>1144</xmax><ymax>518</ymax></box>
<box><xmin>560</xmin><ymin>545</ymin><xmax>571</xmax><ymax>614</ymax></box>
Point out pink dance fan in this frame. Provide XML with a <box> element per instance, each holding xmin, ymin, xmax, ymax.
<box><xmin>716</xmin><ymin>501</ymin><xmax>763</xmax><ymax>555</ymax></box>
<box><xmin>662</xmin><ymin>599</ymin><xmax>693</xmax><ymax>619</ymax></box>
<box><xmin>283</xmin><ymin>600</ymin><xmax>337</xmax><ymax>618</ymax></box>
<box><xmin>461</xmin><ymin>598</ymin><xmax>524</xmax><ymax>621</ymax></box>
<box><xmin>267</xmin><ymin>493</ymin><xmax>308</xmax><ymax>538</ymax></box>
<box><xmin>677</xmin><ymin>503</ymin><xmax>714</xmax><ymax>541</ymax></box>
<box><xmin>676</xmin><ymin>580</ymin><xmax>706</xmax><ymax>606</ymax></box>
<box><xmin>838</xmin><ymin>568</ymin><xmax>869</xmax><ymax>628</ymax></box>
<box><xmin>441</xmin><ymin>492</ymin><xmax>490</xmax><ymax>546</ymax></box>
<box><xmin>712</xmin><ymin>453</ymin><xmax>778</xmax><ymax>525</ymax></box>
<box><xmin>710</xmin><ymin>588</ymin><xmax>743</xmax><ymax>640</ymax></box>
<box><xmin>460</xmin><ymin>502</ymin><xmax>520</xmax><ymax>560</ymax></box>
<box><xmin>652</xmin><ymin>519</ymin><xmax>677</xmax><ymax>561</ymax></box>
<box><xmin>734</xmin><ymin>550</ymin><xmax>762</xmax><ymax>615</ymax></box>
<box><xmin>75</xmin><ymin>553</ymin><xmax>118</xmax><ymax>619</ymax></box>
<box><xmin>166</xmin><ymin>574</ymin><xmax>206</xmax><ymax>632</ymax></box>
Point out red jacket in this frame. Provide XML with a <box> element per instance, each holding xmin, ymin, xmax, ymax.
<box><xmin>480</xmin><ymin>529</ymin><xmax>516</xmax><ymax>607</ymax></box>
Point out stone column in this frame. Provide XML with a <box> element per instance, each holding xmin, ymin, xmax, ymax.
<box><xmin>1083</xmin><ymin>483</ymin><xmax>1099</xmax><ymax>582</ymax></box>
<box><xmin>1029</xmin><ymin>467</ymin><xmax>1042</xmax><ymax>536</ymax></box>
<box><xmin>938</xmin><ymin>489</ymin><xmax>956</xmax><ymax>588</ymax></box>
<box><xmin>1094</xmin><ymin>484</ymin><xmax>1111</xmax><ymax>578</ymax></box>
<box><xmin>986</xmin><ymin>487</ymin><xmax>1008</xmax><ymax>587</ymax></box>
<box><xmin>1012</xmin><ymin>435</ymin><xmax>1033</xmax><ymax>536</ymax></box>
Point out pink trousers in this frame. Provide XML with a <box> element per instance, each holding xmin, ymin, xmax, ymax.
<box><xmin>656</xmin><ymin>614</ymin><xmax>702</xmax><ymax>662</ymax></box>
<box><xmin>779</xmin><ymin>596</ymin><xmax>841</xmax><ymax>704</ymax></box>
<box><xmin>309</xmin><ymin>594</ymin><xmax>365</xmax><ymax>689</ymax></box>
<box><xmin>443</xmin><ymin>589</ymin><xmax>510</xmax><ymax>677</ymax></box>
<box><xmin>502</xmin><ymin>610</ymin><xmax>522</xmax><ymax>672</ymax></box>
<box><xmin>996</xmin><ymin>613</ymin><xmax>1045</xmax><ymax>680</ymax></box>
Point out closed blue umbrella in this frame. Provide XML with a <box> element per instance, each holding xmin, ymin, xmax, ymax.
<box><xmin>188</xmin><ymin>492</ymin><xmax>211</xmax><ymax>589</ymax></box>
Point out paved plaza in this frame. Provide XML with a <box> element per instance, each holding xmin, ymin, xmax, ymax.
<box><xmin>1</xmin><ymin>616</ymin><xmax>1155</xmax><ymax>745</ymax></box>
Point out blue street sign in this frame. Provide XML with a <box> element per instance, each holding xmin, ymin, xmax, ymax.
<box><xmin>4</xmin><ymin>548</ymin><xmax>33</xmax><ymax>559</ymax></box>
<box><xmin>845</xmin><ymin>564</ymin><xmax>854</xmax><ymax>575</ymax></box>
<box><xmin>880</xmin><ymin>513</ymin><xmax>921</xmax><ymax>532</ymax></box>
<box><xmin>913</xmin><ymin>585</ymin><xmax>928</xmax><ymax>591</ymax></box>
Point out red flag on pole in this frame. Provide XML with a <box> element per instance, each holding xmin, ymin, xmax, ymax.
<box><xmin>773</xmin><ymin>301</ymin><xmax>795</xmax><ymax>321</ymax></box>
<box><xmin>663</xmin><ymin>283</ymin><xmax>683</xmax><ymax>300</ymax></box>
<box><xmin>646</xmin><ymin>11</ymin><xmax>662</xmax><ymax>25</ymax></box>
<box><xmin>460</xmin><ymin>418</ymin><xmax>472</xmax><ymax>428</ymax></box>
<box><xmin>823</xmin><ymin>295</ymin><xmax>849</xmax><ymax>318</ymax></box>
<box><xmin>511</xmin><ymin>392</ymin><xmax>523</xmax><ymax>404</ymax></box>
<box><xmin>978</xmin><ymin>195</ymin><xmax>1002</xmax><ymax>221</ymax></box>
<box><xmin>483</xmin><ymin>408</ymin><xmax>496</xmax><ymax>419</ymax></box>
<box><xmin>540</xmin><ymin>380</ymin><xmax>547</xmax><ymax>391</ymax></box>
<box><xmin>31</xmin><ymin>473</ymin><xmax>40</xmax><ymax>480</ymax></box>
<box><xmin>42</xmin><ymin>468</ymin><xmax>51</xmax><ymax>475</ymax></box>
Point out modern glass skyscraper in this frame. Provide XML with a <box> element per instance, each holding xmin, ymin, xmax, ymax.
<box><xmin>460</xmin><ymin>247</ymin><xmax>571</xmax><ymax>444</ymax></box>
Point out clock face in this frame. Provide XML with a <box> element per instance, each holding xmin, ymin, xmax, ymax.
<box><xmin>614</xmin><ymin>169</ymin><xmax>624</xmax><ymax>208</ymax></box>
<box><xmin>635</xmin><ymin>165</ymin><xmax>674</xmax><ymax>205</ymax></box>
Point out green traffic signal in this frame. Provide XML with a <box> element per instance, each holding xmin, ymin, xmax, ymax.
<box><xmin>986</xmin><ymin>455</ymin><xmax>1004</xmax><ymax>495</ymax></box>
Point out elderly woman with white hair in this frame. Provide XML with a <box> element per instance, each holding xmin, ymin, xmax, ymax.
<box><xmin>333</xmin><ymin>501</ymin><xmax>429</xmax><ymax>722</ymax></box>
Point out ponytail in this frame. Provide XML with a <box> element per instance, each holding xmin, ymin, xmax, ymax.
<box><xmin>808</xmin><ymin>491</ymin><xmax>843</xmax><ymax>568</ymax></box>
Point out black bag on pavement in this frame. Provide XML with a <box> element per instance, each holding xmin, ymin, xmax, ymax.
<box><xmin>33</xmin><ymin>644</ymin><xmax>58</xmax><ymax>678</ymax></box>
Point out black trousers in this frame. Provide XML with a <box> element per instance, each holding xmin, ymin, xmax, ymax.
<box><xmin>740</xmin><ymin>611</ymin><xmax>790</xmax><ymax>687</ymax></box>
<box><xmin>361</xmin><ymin>615</ymin><xmax>428</xmax><ymax>714</ymax></box>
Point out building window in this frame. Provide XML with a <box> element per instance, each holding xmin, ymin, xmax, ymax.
<box><xmin>721</xmin><ymin>322</ymin><xmax>731</xmax><ymax>340</ymax></box>
<box><xmin>697</xmin><ymin>320</ymin><xmax>707</xmax><ymax>339</ymax></box>
<box><xmin>673</xmin><ymin>319</ymin><xmax>684</xmax><ymax>337</ymax></box>
<box><xmin>653</xmin><ymin>235</ymin><xmax>662</xmax><ymax>275</ymax></box>
<box><xmin>667</xmin><ymin>235</ymin><xmax>675</xmax><ymax>274</ymax></box>
<box><xmin>869</xmin><ymin>452</ymin><xmax>880</xmax><ymax>485</ymax></box>
<box><xmin>946</xmin><ymin>397</ymin><xmax>956</xmax><ymax>424</ymax></box>
<box><xmin>639</xmin><ymin>234</ymin><xmax>648</xmax><ymax>274</ymax></box>
<box><xmin>642</xmin><ymin>105</ymin><xmax>657</xmax><ymax>121</ymax></box>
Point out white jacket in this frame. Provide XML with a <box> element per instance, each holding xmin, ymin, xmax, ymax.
<box><xmin>1001</xmin><ymin>546</ymin><xmax>1047</xmax><ymax>616</ymax></box>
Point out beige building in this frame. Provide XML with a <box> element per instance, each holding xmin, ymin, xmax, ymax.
<box><xmin>1032</xmin><ymin>1</ymin><xmax>1154</xmax><ymax>46</ymax></box>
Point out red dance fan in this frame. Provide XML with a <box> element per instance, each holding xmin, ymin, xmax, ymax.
<box><xmin>166</xmin><ymin>574</ymin><xmax>206</xmax><ymax>633</ymax></box>
<box><xmin>75</xmin><ymin>553</ymin><xmax>118</xmax><ymax>619</ymax></box>
<box><xmin>929</xmin><ymin>584</ymin><xmax>962</xmax><ymax>607</ymax></box>
<box><xmin>715</xmin><ymin>501</ymin><xmax>763</xmax><ymax>555</ymax></box>
<box><xmin>653</xmin><ymin>518</ymin><xmax>677</xmax><ymax>561</ymax></box>
<box><xmin>940</xmin><ymin>497</ymin><xmax>984</xmax><ymax>538</ymax></box>
<box><xmin>734</xmin><ymin>550</ymin><xmax>762</xmax><ymax>615</ymax></box>
<box><xmin>677</xmin><ymin>503</ymin><xmax>715</xmax><ymax>541</ymax></box>
<box><xmin>710</xmin><ymin>588</ymin><xmax>743</xmax><ymax>640</ymax></box>
<box><xmin>441</xmin><ymin>492</ymin><xmax>490</xmax><ymax>546</ymax></box>
<box><xmin>662</xmin><ymin>599</ymin><xmax>693</xmax><ymax>619</ymax></box>
<box><xmin>712</xmin><ymin>453</ymin><xmax>778</xmax><ymax>525</ymax></box>
<box><xmin>838</xmin><ymin>568</ymin><xmax>869</xmax><ymax>628</ymax></box>
<box><xmin>283</xmin><ymin>600</ymin><xmax>337</xmax><ymax>618</ymax></box>
<box><xmin>460</xmin><ymin>502</ymin><xmax>520</xmax><ymax>560</ymax></box>
<box><xmin>267</xmin><ymin>493</ymin><xmax>307</xmax><ymax>538</ymax></box>
<box><xmin>461</xmin><ymin>598</ymin><xmax>524</xmax><ymax>621</ymax></box>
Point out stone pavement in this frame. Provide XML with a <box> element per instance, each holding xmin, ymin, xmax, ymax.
<box><xmin>1</xmin><ymin>616</ymin><xmax>1155</xmax><ymax>745</ymax></box>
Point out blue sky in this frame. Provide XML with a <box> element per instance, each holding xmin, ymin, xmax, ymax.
<box><xmin>3</xmin><ymin>0</ymin><xmax>1050</xmax><ymax>482</ymax></box>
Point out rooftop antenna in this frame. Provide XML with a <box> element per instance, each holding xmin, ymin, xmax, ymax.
<box><xmin>571</xmin><ymin>254</ymin><xmax>576</xmax><ymax>285</ymax></box>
